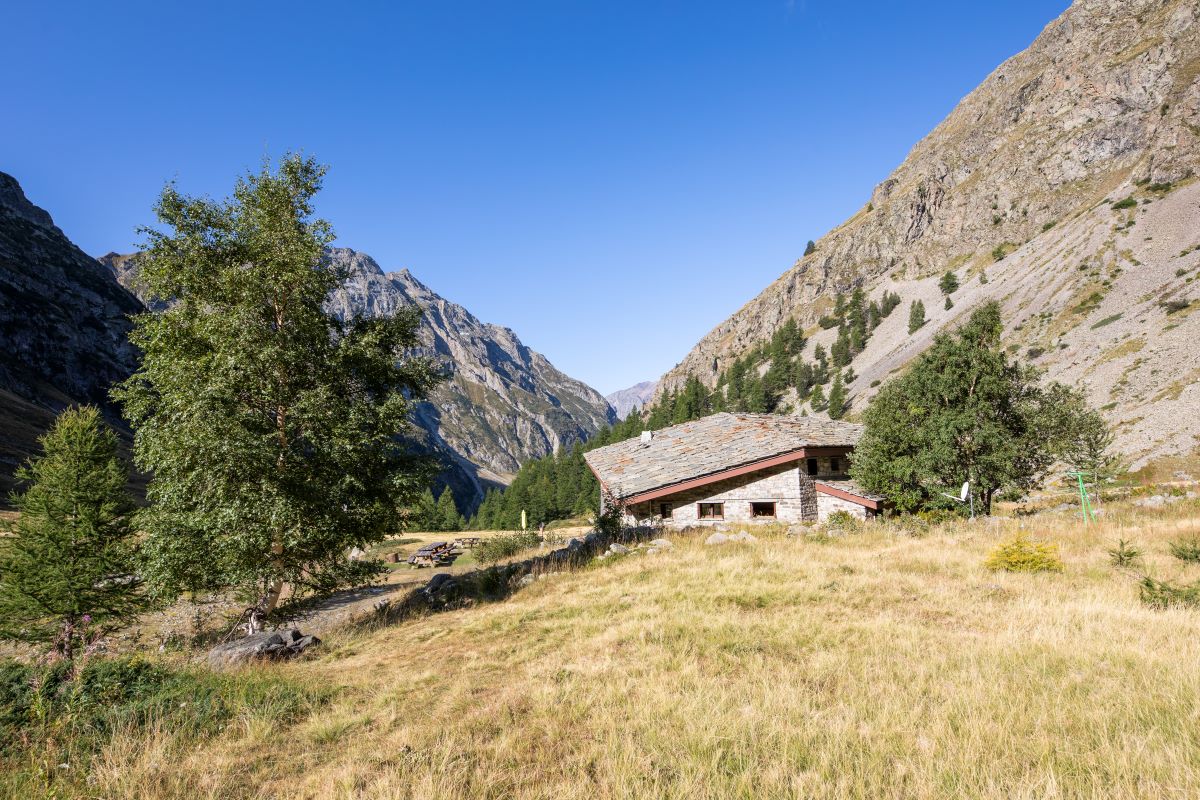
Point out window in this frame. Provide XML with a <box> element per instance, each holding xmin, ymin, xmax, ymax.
<box><xmin>659</xmin><ymin>502</ymin><xmax>672</xmax><ymax>519</ymax></box>
<box><xmin>698</xmin><ymin>502</ymin><xmax>724</xmax><ymax>520</ymax></box>
<box><xmin>751</xmin><ymin>502</ymin><xmax>776</xmax><ymax>518</ymax></box>
<box><xmin>830</xmin><ymin>457</ymin><xmax>841</xmax><ymax>474</ymax></box>
<box><xmin>806</xmin><ymin>458</ymin><xmax>819</xmax><ymax>476</ymax></box>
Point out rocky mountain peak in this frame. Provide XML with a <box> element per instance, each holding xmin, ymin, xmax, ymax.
<box><xmin>657</xmin><ymin>0</ymin><xmax>1200</xmax><ymax>467</ymax></box>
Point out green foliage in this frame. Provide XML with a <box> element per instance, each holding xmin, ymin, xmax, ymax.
<box><xmin>804</xmin><ymin>240</ymin><xmax>816</xmax><ymax>256</ymax></box>
<box><xmin>944</xmin><ymin>295</ymin><xmax>954</xmax><ymax>310</ymax></box>
<box><xmin>1041</xmin><ymin>220</ymin><xmax>1057</xmax><ymax>232</ymax></box>
<box><xmin>851</xmin><ymin>303</ymin><xmax>1112</xmax><ymax>515</ymax></box>
<box><xmin>938</xmin><ymin>271</ymin><xmax>960</xmax><ymax>296</ymax></box>
<box><xmin>1111</xmin><ymin>195</ymin><xmax>1138</xmax><ymax>210</ymax></box>
<box><xmin>827</xmin><ymin>371</ymin><xmax>847</xmax><ymax>420</ymax></box>
<box><xmin>985</xmin><ymin>535</ymin><xmax>1064</xmax><ymax>573</ymax></box>
<box><xmin>824</xmin><ymin>510</ymin><xmax>858</xmax><ymax>530</ymax></box>
<box><xmin>907</xmin><ymin>300</ymin><xmax>926</xmax><ymax>334</ymax></box>
<box><xmin>991</xmin><ymin>245</ymin><xmax>1008</xmax><ymax>262</ymax></box>
<box><xmin>1139</xmin><ymin>576</ymin><xmax>1200</xmax><ymax>610</ymax></box>
<box><xmin>409</xmin><ymin>487</ymin><xmax>465</xmax><ymax>532</ymax></box>
<box><xmin>0</xmin><ymin>655</ymin><xmax>326</xmax><ymax>785</ymax></box>
<box><xmin>1090</xmin><ymin>313</ymin><xmax>1123</xmax><ymax>329</ymax></box>
<box><xmin>808</xmin><ymin>383</ymin><xmax>828</xmax><ymax>413</ymax></box>
<box><xmin>1169</xmin><ymin>537</ymin><xmax>1200</xmax><ymax>564</ymax></box>
<box><xmin>1107</xmin><ymin>539</ymin><xmax>1141</xmax><ymax>568</ymax></box>
<box><xmin>0</xmin><ymin>408</ymin><xmax>149</xmax><ymax>660</ymax></box>
<box><xmin>114</xmin><ymin>154</ymin><xmax>441</xmax><ymax>617</ymax></box>
<box><xmin>1160</xmin><ymin>298</ymin><xmax>1192</xmax><ymax>314</ymax></box>
<box><xmin>474</xmin><ymin>532</ymin><xmax>541</xmax><ymax>565</ymax></box>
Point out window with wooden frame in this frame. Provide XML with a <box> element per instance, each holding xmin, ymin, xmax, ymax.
<box><xmin>750</xmin><ymin>502</ymin><xmax>776</xmax><ymax>518</ymax></box>
<box><xmin>829</xmin><ymin>457</ymin><xmax>841</xmax><ymax>474</ymax></box>
<box><xmin>806</xmin><ymin>458</ymin><xmax>819</xmax><ymax>476</ymax></box>
<box><xmin>698</xmin><ymin>502</ymin><xmax>724</xmax><ymax>520</ymax></box>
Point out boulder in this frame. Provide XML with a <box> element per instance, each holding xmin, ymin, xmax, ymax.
<box><xmin>649</xmin><ymin>538</ymin><xmax>673</xmax><ymax>549</ymax></box>
<box><xmin>705</xmin><ymin>532</ymin><xmax>730</xmax><ymax>545</ymax></box>
<box><xmin>207</xmin><ymin>629</ymin><xmax>320</xmax><ymax>669</ymax></box>
<box><xmin>609</xmin><ymin>543</ymin><xmax>629</xmax><ymax>555</ymax></box>
<box><xmin>730</xmin><ymin>531</ymin><xmax>758</xmax><ymax>543</ymax></box>
<box><xmin>425</xmin><ymin>573</ymin><xmax>456</xmax><ymax>594</ymax></box>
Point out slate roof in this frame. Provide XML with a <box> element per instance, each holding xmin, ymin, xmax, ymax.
<box><xmin>584</xmin><ymin>412</ymin><xmax>864</xmax><ymax>499</ymax></box>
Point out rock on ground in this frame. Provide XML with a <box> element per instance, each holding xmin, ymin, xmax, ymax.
<box><xmin>207</xmin><ymin>629</ymin><xmax>320</xmax><ymax>669</ymax></box>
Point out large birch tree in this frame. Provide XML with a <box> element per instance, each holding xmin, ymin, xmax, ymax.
<box><xmin>115</xmin><ymin>155</ymin><xmax>439</xmax><ymax>618</ymax></box>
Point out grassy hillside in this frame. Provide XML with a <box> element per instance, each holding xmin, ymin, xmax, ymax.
<box><xmin>8</xmin><ymin>493</ymin><xmax>1200</xmax><ymax>798</ymax></box>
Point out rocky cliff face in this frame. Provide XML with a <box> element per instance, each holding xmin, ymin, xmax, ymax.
<box><xmin>659</xmin><ymin>0</ymin><xmax>1200</xmax><ymax>466</ymax></box>
<box><xmin>323</xmin><ymin>248</ymin><xmax>616</xmax><ymax>506</ymax></box>
<box><xmin>0</xmin><ymin>173</ymin><xmax>143</xmax><ymax>493</ymax></box>
<box><xmin>606</xmin><ymin>380</ymin><xmax>658</xmax><ymax>420</ymax></box>
<box><xmin>105</xmin><ymin>246</ymin><xmax>616</xmax><ymax>510</ymax></box>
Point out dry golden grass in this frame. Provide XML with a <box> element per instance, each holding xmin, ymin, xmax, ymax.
<box><xmin>73</xmin><ymin>500</ymin><xmax>1200</xmax><ymax>798</ymax></box>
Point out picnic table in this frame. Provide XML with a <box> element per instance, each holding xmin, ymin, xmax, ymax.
<box><xmin>453</xmin><ymin>536</ymin><xmax>482</xmax><ymax>550</ymax></box>
<box><xmin>407</xmin><ymin>541</ymin><xmax>455</xmax><ymax>568</ymax></box>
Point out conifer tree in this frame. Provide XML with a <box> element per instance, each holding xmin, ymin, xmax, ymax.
<box><xmin>115</xmin><ymin>155</ymin><xmax>441</xmax><ymax>618</ymax></box>
<box><xmin>945</xmin><ymin>295</ymin><xmax>954</xmax><ymax>310</ymax></box>
<box><xmin>939</xmin><ymin>270</ymin><xmax>960</xmax><ymax>296</ymax></box>
<box><xmin>827</xmin><ymin>371</ymin><xmax>848</xmax><ymax>420</ymax></box>
<box><xmin>436</xmin><ymin>487</ymin><xmax>463</xmax><ymax>532</ymax></box>
<box><xmin>809</xmin><ymin>383</ymin><xmax>828</xmax><ymax>413</ymax></box>
<box><xmin>908</xmin><ymin>300</ymin><xmax>927</xmax><ymax>334</ymax></box>
<box><xmin>0</xmin><ymin>407</ymin><xmax>148</xmax><ymax>660</ymax></box>
<box><xmin>804</xmin><ymin>240</ymin><xmax>816</xmax><ymax>256</ymax></box>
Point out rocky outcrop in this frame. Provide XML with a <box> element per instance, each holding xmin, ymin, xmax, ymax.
<box><xmin>606</xmin><ymin>380</ymin><xmax>658</xmax><ymax>420</ymax></box>
<box><xmin>0</xmin><ymin>173</ymin><xmax>143</xmax><ymax>495</ymax></box>
<box><xmin>658</xmin><ymin>0</ymin><xmax>1200</xmax><ymax>467</ymax></box>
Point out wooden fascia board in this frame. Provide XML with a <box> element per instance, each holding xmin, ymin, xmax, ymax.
<box><xmin>814</xmin><ymin>482</ymin><xmax>881</xmax><ymax>510</ymax></box>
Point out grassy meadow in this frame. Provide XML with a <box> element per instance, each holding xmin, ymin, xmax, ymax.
<box><xmin>6</xmin><ymin>496</ymin><xmax>1200</xmax><ymax>798</ymax></box>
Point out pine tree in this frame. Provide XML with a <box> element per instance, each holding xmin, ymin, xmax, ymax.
<box><xmin>436</xmin><ymin>487</ymin><xmax>462</xmax><ymax>532</ymax></box>
<box><xmin>939</xmin><ymin>270</ymin><xmax>960</xmax><ymax>296</ymax></box>
<box><xmin>115</xmin><ymin>155</ymin><xmax>441</xmax><ymax>618</ymax></box>
<box><xmin>908</xmin><ymin>300</ymin><xmax>926</xmax><ymax>334</ymax></box>
<box><xmin>945</xmin><ymin>295</ymin><xmax>954</xmax><ymax>310</ymax></box>
<box><xmin>809</xmin><ymin>383</ymin><xmax>828</xmax><ymax>413</ymax></box>
<box><xmin>804</xmin><ymin>240</ymin><xmax>816</xmax><ymax>256</ymax></box>
<box><xmin>0</xmin><ymin>407</ymin><xmax>149</xmax><ymax>660</ymax></box>
<box><xmin>827</xmin><ymin>371</ymin><xmax>848</xmax><ymax>419</ymax></box>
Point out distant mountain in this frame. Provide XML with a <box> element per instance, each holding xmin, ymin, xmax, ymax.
<box><xmin>606</xmin><ymin>380</ymin><xmax>658</xmax><ymax>420</ymax></box>
<box><xmin>0</xmin><ymin>172</ymin><xmax>143</xmax><ymax>496</ymax></box>
<box><xmin>104</xmin><ymin>246</ymin><xmax>617</xmax><ymax>512</ymax></box>
<box><xmin>659</xmin><ymin>0</ymin><xmax>1200</xmax><ymax>467</ymax></box>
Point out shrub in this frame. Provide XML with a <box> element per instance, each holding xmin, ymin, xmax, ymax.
<box><xmin>1112</xmin><ymin>195</ymin><xmax>1138</xmax><ymax>210</ymax></box>
<box><xmin>818</xmin><ymin>315</ymin><xmax>840</xmax><ymax>330</ymax></box>
<box><xmin>475</xmin><ymin>531</ymin><xmax>541</xmax><ymax>565</ymax></box>
<box><xmin>823</xmin><ymin>510</ymin><xmax>860</xmax><ymax>533</ymax></box>
<box><xmin>1107</xmin><ymin>538</ymin><xmax>1141</xmax><ymax>568</ymax></box>
<box><xmin>985</xmin><ymin>535</ymin><xmax>1064</xmax><ymax>573</ymax></box>
<box><xmin>1169</xmin><ymin>537</ymin><xmax>1200</xmax><ymax>563</ymax></box>
<box><xmin>1160</xmin><ymin>298</ymin><xmax>1192</xmax><ymax>314</ymax></box>
<box><xmin>1090</xmin><ymin>313</ymin><xmax>1123</xmax><ymax>329</ymax></box>
<box><xmin>991</xmin><ymin>245</ymin><xmax>1008</xmax><ymax>262</ymax></box>
<box><xmin>1140</xmin><ymin>576</ymin><xmax>1200</xmax><ymax>610</ymax></box>
<box><xmin>1041</xmin><ymin>220</ymin><xmax>1057</xmax><ymax>232</ymax></box>
<box><xmin>0</xmin><ymin>656</ymin><xmax>327</xmax><ymax>770</ymax></box>
<box><xmin>1026</xmin><ymin>347</ymin><xmax>1045</xmax><ymax>359</ymax></box>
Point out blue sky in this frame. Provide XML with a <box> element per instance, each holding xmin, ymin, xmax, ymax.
<box><xmin>3</xmin><ymin>0</ymin><xmax>1068</xmax><ymax>395</ymax></box>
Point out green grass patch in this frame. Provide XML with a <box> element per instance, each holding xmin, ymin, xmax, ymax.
<box><xmin>1112</xmin><ymin>196</ymin><xmax>1138</xmax><ymax>210</ymax></box>
<box><xmin>985</xmin><ymin>535</ymin><xmax>1064</xmax><ymax>573</ymax></box>
<box><xmin>1090</xmin><ymin>313</ymin><xmax>1123</xmax><ymax>330</ymax></box>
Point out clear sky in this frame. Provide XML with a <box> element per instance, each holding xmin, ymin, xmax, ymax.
<box><xmin>3</xmin><ymin>0</ymin><xmax>1068</xmax><ymax>396</ymax></box>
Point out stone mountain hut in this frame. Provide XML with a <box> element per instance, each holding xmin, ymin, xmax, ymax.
<box><xmin>583</xmin><ymin>412</ymin><xmax>886</xmax><ymax>527</ymax></box>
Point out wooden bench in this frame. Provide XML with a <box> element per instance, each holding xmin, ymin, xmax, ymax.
<box><xmin>407</xmin><ymin>541</ymin><xmax>455</xmax><ymax>568</ymax></box>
